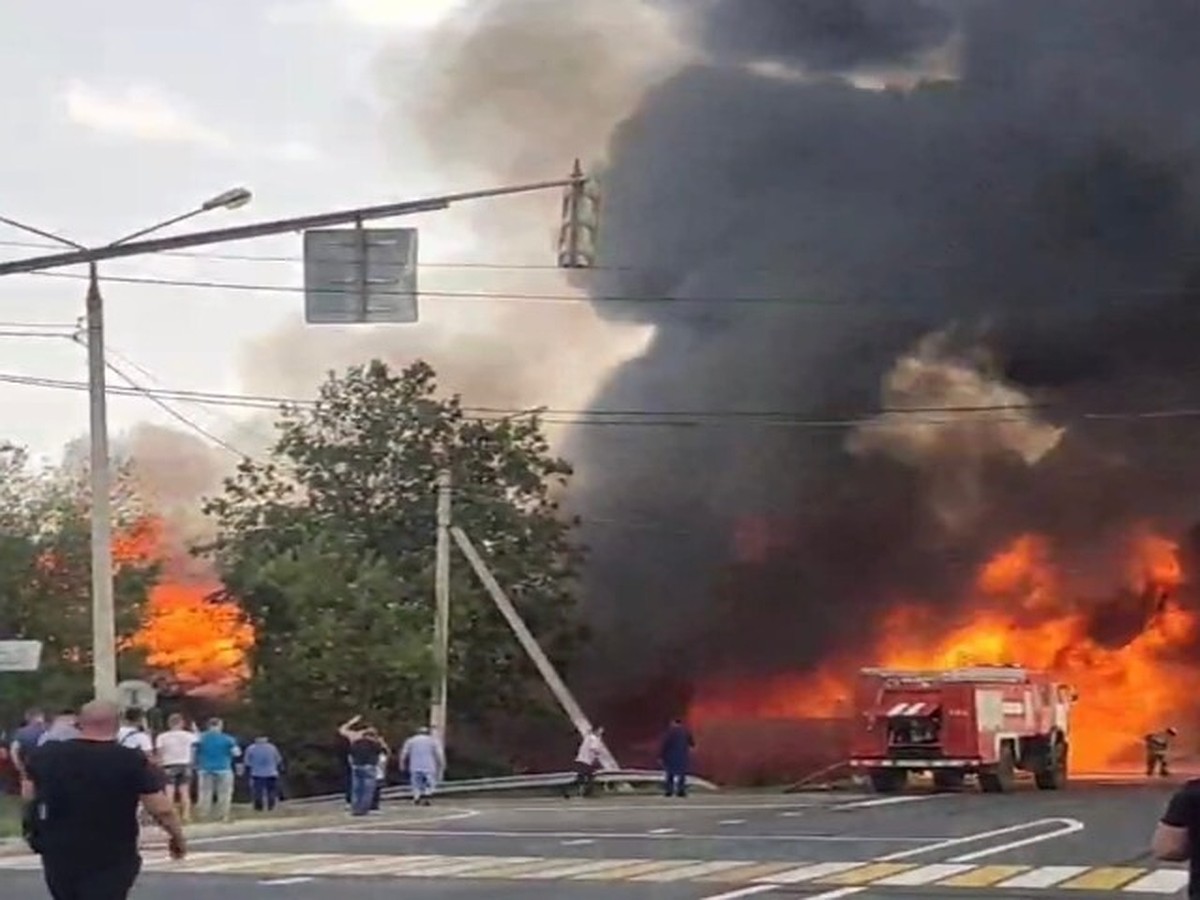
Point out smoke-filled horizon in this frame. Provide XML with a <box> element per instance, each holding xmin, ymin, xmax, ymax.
<box><xmin>556</xmin><ymin>0</ymin><xmax>1200</xmax><ymax>718</ymax></box>
<box><xmin>57</xmin><ymin>1</ymin><xmax>1200</xmax><ymax>735</ymax></box>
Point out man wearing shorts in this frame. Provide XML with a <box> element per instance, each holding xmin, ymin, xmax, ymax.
<box><xmin>155</xmin><ymin>714</ymin><xmax>198</xmax><ymax>822</ymax></box>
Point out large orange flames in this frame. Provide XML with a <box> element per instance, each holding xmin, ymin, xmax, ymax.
<box><xmin>118</xmin><ymin>517</ymin><xmax>253</xmax><ymax>694</ymax></box>
<box><xmin>691</xmin><ymin>528</ymin><xmax>1198</xmax><ymax>771</ymax></box>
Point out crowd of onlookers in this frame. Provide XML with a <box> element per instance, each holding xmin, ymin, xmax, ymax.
<box><xmin>5</xmin><ymin>707</ymin><xmax>284</xmax><ymax>821</ymax></box>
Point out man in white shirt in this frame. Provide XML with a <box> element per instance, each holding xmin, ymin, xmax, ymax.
<box><xmin>564</xmin><ymin>726</ymin><xmax>605</xmax><ymax>799</ymax></box>
<box><xmin>116</xmin><ymin>708</ymin><xmax>153</xmax><ymax>757</ymax></box>
<box><xmin>155</xmin><ymin>714</ymin><xmax>198</xmax><ymax>822</ymax></box>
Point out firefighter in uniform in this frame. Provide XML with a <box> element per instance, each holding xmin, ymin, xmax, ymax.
<box><xmin>1145</xmin><ymin>727</ymin><xmax>1177</xmax><ymax>777</ymax></box>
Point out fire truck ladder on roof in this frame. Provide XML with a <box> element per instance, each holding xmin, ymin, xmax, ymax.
<box><xmin>861</xmin><ymin>666</ymin><xmax>1032</xmax><ymax>682</ymax></box>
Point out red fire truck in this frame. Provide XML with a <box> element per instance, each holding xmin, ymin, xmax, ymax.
<box><xmin>848</xmin><ymin>665</ymin><xmax>1075</xmax><ymax>793</ymax></box>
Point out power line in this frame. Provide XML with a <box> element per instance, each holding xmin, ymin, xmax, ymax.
<box><xmin>16</xmin><ymin>267</ymin><xmax>1197</xmax><ymax>307</ymax></box>
<box><xmin>0</xmin><ymin>236</ymin><xmax>616</xmax><ymax>272</ymax></box>
<box><xmin>101</xmin><ymin>356</ymin><xmax>250</xmax><ymax>458</ymax></box>
<box><xmin>0</xmin><ymin>320</ymin><xmax>77</xmax><ymax>330</ymax></box>
<box><xmin>19</xmin><ymin>269</ymin><xmax>869</xmax><ymax>306</ymax></box>
<box><xmin>3</xmin><ymin>368</ymin><xmax>1200</xmax><ymax>428</ymax></box>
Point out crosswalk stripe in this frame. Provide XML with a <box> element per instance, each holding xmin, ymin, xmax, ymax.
<box><xmin>399</xmin><ymin>857</ymin><xmax>536</xmax><ymax>877</ymax></box>
<box><xmin>573</xmin><ymin>859</ymin><xmax>698</xmax><ymax>880</ymax></box>
<box><xmin>1</xmin><ymin>848</ymin><xmax>1185</xmax><ymax>892</ymax></box>
<box><xmin>1122</xmin><ymin>869</ymin><xmax>1191</xmax><ymax>894</ymax></box>
<box><xmin>938</xmin><ymin>865</ymin><xmax>1030</xmax><ymax>887</ymax></box>
<box><xmin>759</xmin><ymin>862</ymin><xmax>865</xmax><ymax>883</ymax></box>
<box><xmin>698</xmin><ymin>862</ymin><xmax>801</xmax><ymax>883</ymax></box>
<box><xmin>460</xmin><ymin>858</ymin><xmax>583</xmax><ymax>878</ymax></box>
<box><xmin>1060</xmin><ymin>867</ymin><xmax>1148</xmax><ymax>890</ymax></box>
<box><xmin>0</xmin><ymin>855</ymin><xmax>41</xmax><ymax>869</ymax></box>
<box><xmin>326</xmin><ymin>856</ymin><xmax>440</xmax><ymax>875</ymax></box>
<box><xmin>997</xmin><ymin>866</ymin><xmax>1091</xmax><ymax>889</ymax></box>
<box><xmin>633</xmin><ymin>861</ymin><xmax>752</xmax><ymax>882</ymax></box>
<box><xmin>820</xmin><ymin>863</ymin><xmax>918</xmax><ymax>885</ymax></box>
<box><xmin>297</xmin><ymin>855</ymin><xmax>431</xmax><ymax>875</ymax></box>
<box><xmin>874</xmin><ymin>863</ymin><xmax>975</xmax><ymax>886</ymax></box>
<box><xmin>513</xmin><ymin>859</ymin><xmax>644</xmax><ymax>879</ymax></box>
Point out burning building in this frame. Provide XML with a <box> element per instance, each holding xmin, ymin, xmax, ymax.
<box><xmin>542</xmin><ymin>0</ymin><xmax>1200</xmax><ymax>774</ymax></box>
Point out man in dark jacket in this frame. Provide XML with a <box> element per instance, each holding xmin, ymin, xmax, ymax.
<box><xmin>660</xmin><ymin>719</ymin><xmax>695</xmax><ymax>798</ymax></box>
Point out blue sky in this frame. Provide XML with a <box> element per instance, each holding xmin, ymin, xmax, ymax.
<box><xmin>0</xmin><ymin>0</ymin><xmax>652</xmax><ymax>462</ymax></box>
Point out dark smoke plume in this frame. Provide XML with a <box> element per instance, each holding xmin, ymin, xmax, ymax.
<box><xmin>699</xmin><ymin>0</ymin><xmax>953</xmax><ymax>71</ymax></box>
<box><xmin>564</xmin><ymin>0</ymin><xmax>1200</xmax><ymax>714</ymax></box>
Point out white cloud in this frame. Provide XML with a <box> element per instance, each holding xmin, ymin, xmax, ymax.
<box><xmin>62</xmin><ymin>80</ymin><xmax>233</xmax><ymax>150</ymax></box>
<box><xmin>60</xmin><ymin>80</ymin><xmax>322</xmax><ymax>163</ymax></box>
<box><xmin>266</xmin><ymin>0</ymin><xmax>465</xmax><ymax>30</ymax></box>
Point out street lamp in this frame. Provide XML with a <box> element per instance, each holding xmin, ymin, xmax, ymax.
<box><xmin>0</xmin><ymin>188</ymin><xmax>252</xmax><ymax>701</ymax></box>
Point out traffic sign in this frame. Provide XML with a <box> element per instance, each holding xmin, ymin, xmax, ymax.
<box><xmin>0</xmin><ymin>640</ymin><xmax>41</xmax><ymax>672</ymax></box>
<box><xmin>304</xmin><ymin>226</ymin><xmax>419</xmax><ymax>324</ymax></box>
<box><xmin>117</xmin><ymin>679</ymin><xmax>157</xmax><ymax>711</ymax></box>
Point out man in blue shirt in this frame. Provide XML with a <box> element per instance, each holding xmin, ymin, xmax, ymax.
<box><xmin>660</xmin><ymin>718</ymin><xmax>696</xmax><ymax>798</ymax></box>
<box><xmin>244</xmin><ymin>735</ymin><xmax>284</xmax><ymax>813</ymax></box>
<box><xmin>9</xmin><ymin>709</ymin><xmax>46</xmax><ymax>786</ymax></box>
<box><xmin>195</xmin><ymin>718</ymin><xmax>240</xmax><ymax>822</ymax></box>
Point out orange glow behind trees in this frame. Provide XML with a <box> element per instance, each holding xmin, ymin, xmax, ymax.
<box><xmin>119</xmin><ymin>516</ymin><xmax>253</xmax><ymax>694</ymax></box>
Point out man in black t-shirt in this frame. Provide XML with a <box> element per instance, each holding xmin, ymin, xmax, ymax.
<box><xmin>1153</xmin><ymin>779</ymin><xmax>1200</xmax><ymax>897</ymax></box>
<box><xmin>347</xmin><ymin>730</ymin><xmax>384</xmax><ymax>817</ymax></box>
<box><xmin>24</xmin><ymin>700</ymin><xmax>187</xmax><ymax>900</ymax></box>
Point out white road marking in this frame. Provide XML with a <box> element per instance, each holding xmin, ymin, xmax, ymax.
<box><xmin>259</xmin><ymin>877</ymin><xmax>314</xmax><ymax>886</ymax></box>
<box><xmin>947</xmin><ymin>819</ymin><xmax>1085</xmax><ymax>862</ymax></box>
<box><xmin>873</xmin><ymin>863</ymin><xmax>973</xmax><ymax>885</ymax></box>
<box><xmin>876</xmin><ymin>817</ymin><xmax>1083</xmax><ymax>861</ymax></box>
<box><xmin>560</xmin><ymin>838</ymin><xmax>594</xmax><ymax>846</ymax></box>
<box><xmin>806</xmin><ymin>890</ymin><xmax>866</xmax><ymax>900</ymax></box>
<box><xmin>719</xmin><ymin>819</ymin><xmax>747</xmax><ymax>826</ymax></box>
<box><xmin>179</xmin><ymin>807</ymin><xmax>481</xmax><ymax>847</ymax></box>
<box><xmin>317</xmin><ymin>827</ymin><xmax>938</xmax><ymax>843</ymax></box>
<box><xmin>832</xmin><ymin>795</ymin><xmax>944</xmax><ymax>810</ymax></box>
<box><xmin>698</xmin><ymin>885</ymin><xmax>781</xmax><ymax>900</ymax></box>
<box><xmin>633</xmin><ymin>860</ymin><xmax>751</xmax><ymax>882</ymax></box>
<box><xmin>512</xmin><ymin>858</ymin><xmax>643</xmax><ymax>879</ymax></box>
<box><xmin>779</xmin><ymin>811</ymin><xmax>805</xmax><ymax>817</ymax></box>
<box><xmin>1121</xmin><ymin>869</ymin><xmax>1191</xmax><ymax>893</ymax></box>
<box><xmin>648</xmin><ymin>827</ymin><xmax>677</xmax><ymax>834</ymax></box>
<box><xmin>497</xmin><ymin>801</ymin><xmax>843</xmax><ymax>813</ymax></box>
<box><xmin>756</xmin><ymin>862</ymin><xmax>865</xmax><ymax>883</ymax></box>
<box><xmin>995</xmin><ymin>865</ymin><xmax>1089</xmax><ymax>888</ymax></box>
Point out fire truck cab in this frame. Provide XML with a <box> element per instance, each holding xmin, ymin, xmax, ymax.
<box><xmin>849</xmin><ymin>665</ymin><xmax>1074</xmax><ymax>793</ymax></box>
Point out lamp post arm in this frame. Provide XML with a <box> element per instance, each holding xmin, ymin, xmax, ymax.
<box><xmin>0</xmin><ymin>177</ymin><xmax>579</xmax><ymax>276</ymax></box>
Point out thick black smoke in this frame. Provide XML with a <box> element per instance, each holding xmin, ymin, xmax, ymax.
<box><xmin>700</xmin><ymin>0</ymin><xmax>953</xmax><ymax>71</ymax></box>
<box><xmin>566</xmin><ymin>0</ymin><xmax>1200</xmax><ymax>718</ymax></box>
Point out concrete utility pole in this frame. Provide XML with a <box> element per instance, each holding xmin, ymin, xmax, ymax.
<box><xmin>431</xmin><ymin>470</ymin><xmax>452</xmax><ymax>739</ymax></box>
<box><xmin>0</xmin><ymin>189</ymin><xmax>252</xmax><ymax>701</ymax></box>
<box><xmin>84</xmin><ymin>263</ymin><xmax>115</xmax><ymax>699</ymax></box>
<box><xmin>451</xmin><ymin>525</ymin><xmax>620</xmax><ymax>770</ymax></box>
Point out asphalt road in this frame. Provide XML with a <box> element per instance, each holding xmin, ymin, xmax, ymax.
<box><xmin>0</xmin><ymin>776</ymin><xmax>1190</xmax><ymax>899</ymax></box>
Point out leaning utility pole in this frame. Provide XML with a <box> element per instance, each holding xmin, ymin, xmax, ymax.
<box><xmin>451</xmin><ymin>525</ymin><xmax>620</xmax><ymax>770</ymax></box>
<box><xmin>430</xmin><ymin>471</ymin><xmax>452</xmax><ymax>739</ymax></box>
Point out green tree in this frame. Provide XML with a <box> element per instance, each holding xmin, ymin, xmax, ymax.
<box><xmin>204</xmin><ymin>361</ymin><xmax>584</xmax><ymax>782</ymax></box>
<box><xmin>0</xmin><ymin>443</ymin><xmax>157</xmax><ymax>723</ymax></box>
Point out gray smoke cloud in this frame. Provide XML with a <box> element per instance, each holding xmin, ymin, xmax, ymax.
<box><xmin>559</xmin><ymin>0</ymin><xmax>1200</xmax><ymax>713</ymax></box>
<box><xmin>240</xmin><ymin>0</ymin><xmax>679</xmax><ymax>424</ymax></box>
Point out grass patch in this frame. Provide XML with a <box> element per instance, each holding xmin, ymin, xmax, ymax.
<box><xmin>0</xmin><ymin>793</ymin><xmax>22</xmax><ymax>838</ymax></box>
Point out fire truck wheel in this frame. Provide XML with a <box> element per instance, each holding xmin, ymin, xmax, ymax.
<box><xmin>869</xmin><ymin>769</ymin><xmax>907</xmax><ymax>793</ymax></box>
<box><xmin>979</xmin><ymin>744</ymin><xmax>1017</xmax><ymax>793</ymax></box>
<box><xmin>1034</xmin><ymin>739</ymin><xmax>1068</xmax><ymax>790</ymax></box>
<box><xmin>932</xmin><ymin>769</ymin><xmax>965</xmax><ymax>791</ymax></box>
